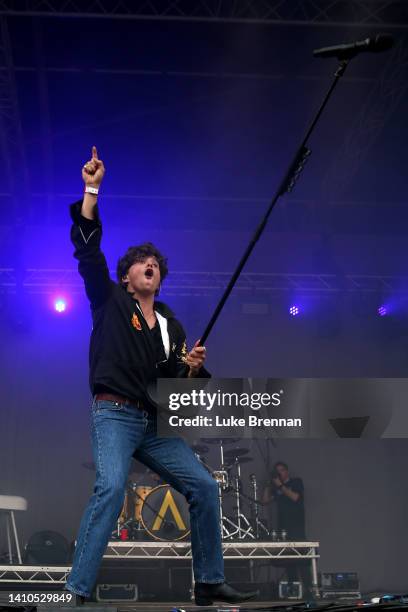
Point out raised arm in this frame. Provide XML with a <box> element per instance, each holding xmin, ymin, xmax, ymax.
<box><xmin>70</xmin><ymin>146</ymin><xmax>113</xmax><ymax>309</ymax></box>
<box><xmin>81</xmin><ymin>146</ymin><xmax>105</xmax><ymax>220</ymax></box>
<box><xmin>273</xmin><ymin>476</ymin><xmax>302</xmax><ymax>503</ymax></box>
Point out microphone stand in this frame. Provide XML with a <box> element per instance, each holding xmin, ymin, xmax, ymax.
<box><xmin>199</xmin><ymin>58</ymin><xmax>350</xmax><ymax>345</ymax></box>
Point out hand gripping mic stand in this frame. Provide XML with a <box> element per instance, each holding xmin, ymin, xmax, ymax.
<box><xmin>198</xmin><ymin>58</ymin><xmax>352</xmax><ymax>346</ymax></box>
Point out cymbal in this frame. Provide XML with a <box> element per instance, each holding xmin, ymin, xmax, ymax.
<box><xmin>191</xmin><ymin>444</ymin><xmax>209</xmax><ymax>455</ymax></box>
<box><xmin>224</xmin><ymin>447</ymin><xmax>249</xmax><ymax>459</ymax></box>
<box><xmin>226</xmin><ymin>456</ymin><xmax>253</xmax><ymax>465</ymax></box>
<box><xmin>200</xmin><ymin>437</ymin><xmax>241</xmax><ymax>445</ymax></box>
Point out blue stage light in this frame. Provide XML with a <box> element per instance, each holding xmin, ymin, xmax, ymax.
<box><xmin>289</xmin><ymin>305</ymin><xmax>300</xmax><ymax>316</ymax></box>
<box><xmin>378</xmin><ymin>305</ymin><xmax>387</xmax><ymax>317</ymax></box>
<box><xmin>54</xmin><ymin>298</ymin><xmax>67</xmax><ymax>313</ymax></box>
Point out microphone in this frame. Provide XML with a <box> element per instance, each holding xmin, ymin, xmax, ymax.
<box><xmin>313</xmin><ymin>33</ymin><xmax>394</xmax><ymax>60</ymax></box>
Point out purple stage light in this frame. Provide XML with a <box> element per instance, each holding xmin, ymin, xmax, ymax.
<box><xmin>54</xmin><ymin>298</ymin><xmax>67</xmax><ymax>313</ymax></box>
<box><xmin>289</xmin><ymin>305</ymin><xmax>300</xmax><ymax>317</ymax></box>
<box><xmin>378</xmin><ymin>305</ymin><xmax>387</xmax><ymax>317</ymax></box>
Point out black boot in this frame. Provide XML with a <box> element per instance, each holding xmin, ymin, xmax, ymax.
<box><xmin>73</xmin><ymin>593</ymin><xmax>86</xmax><ymax>606</ymax></box>
<box><xmin>194</xmin><ymin>581</ymin><xmax>259</xmax><ymax>606</ymax></box>
<box><xmin>64</xmin><ymin>590</ymin><xmax>86</xmax><ymax>606</ymax></box>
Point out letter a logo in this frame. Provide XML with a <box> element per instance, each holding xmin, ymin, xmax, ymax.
<box><xmin>152</xmin><ymin>489</ymin><xmax>186</xmax><ymax>531</ymax></box>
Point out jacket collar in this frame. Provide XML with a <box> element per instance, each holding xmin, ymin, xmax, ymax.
<box><xmin>120</xmin><ymin>285</ymin><xmax>175</xmax><ymax>319</ymax></box>
<box><xmin>153</xmin><ymin>300</ymin><xmax>175</xmax><ymax>319</ymax></box>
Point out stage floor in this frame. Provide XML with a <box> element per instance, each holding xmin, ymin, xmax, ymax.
<box><xmin>69</xmin><ymin>602</ymin><xmax>300</xmax><ymax>611</ymax></box>
<box><xmin>0</xmin><ymin>591</ymin><xmax>303</xmax><ymax>611</ymax></box>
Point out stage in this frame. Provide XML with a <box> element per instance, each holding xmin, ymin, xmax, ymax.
<box><xmin>0</xmin><ymin>540</ymin><xmax>319</xmax><ymax>607</ymax></box>
<box><xmin>0</xmin><ymin>596</ymin><xmax>291</xmax><ymax>611</ymax></box>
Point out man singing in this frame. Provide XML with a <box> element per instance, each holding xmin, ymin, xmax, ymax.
<box><xmin>65</xmin><ymin>147</ymin><xmax>258</xmax><ymax>606</ymax></box>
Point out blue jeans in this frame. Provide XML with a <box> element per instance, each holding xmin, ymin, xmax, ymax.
<box><xmin>66</xmin><ymin>397</ymin><xmax>224</xmax><ymax>597</ymax></box>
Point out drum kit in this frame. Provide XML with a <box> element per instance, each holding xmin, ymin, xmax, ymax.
<box><xmin>82</xmin><ymin>438</ymin><xmax>270</xmax><ymax>542</ymax></box>
<box><xmin>82</xmin><ymin>461</ymin><xmax>191</xmax><ymax>542</ymax></box>
<box><xmin>198</xmin><ymin>438</ymin><xmax>269</xmax><ymax>541</ymax></box>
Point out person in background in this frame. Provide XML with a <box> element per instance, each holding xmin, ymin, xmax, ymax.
<box><xmin>263</xmin><ymin>461</ymin><xmax>312</xmax><ymax>596</ymax></box>
<box><xmin>263</xmin><ymin>461</ymin><xmax>305</xmax><ymax>540</ymax></box>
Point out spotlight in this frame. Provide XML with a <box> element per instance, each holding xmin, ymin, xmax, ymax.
<box><xmin>289</xmin><ymin>305</ymin><xmax>300</xmax><ymax>317</ymax></box>
<box><xmin>378</xmin><ymin>305</ymin><xmax>387</xmax><ymax>317</ymax></box>
<box><xmin>54</xmin><ymin>298</ymin><xmax>67</xmax><ymax>313</ymax></box>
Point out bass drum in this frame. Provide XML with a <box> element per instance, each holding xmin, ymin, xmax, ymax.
<box><xmin>140</xmin><ymin>484</ymin><xmax>190</xmax><ymax>541</ymax></box>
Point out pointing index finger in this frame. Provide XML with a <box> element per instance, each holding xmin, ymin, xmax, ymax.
<box><xmin>92</xmin><ymin>145</ymin><xmax>98</xmax><ymax>160</ymax></box>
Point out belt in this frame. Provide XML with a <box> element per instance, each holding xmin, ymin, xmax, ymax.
<box><xmin>95</xmin><ymin>392</ymin><xmax>143</xmax><ymax>410</ymax></box>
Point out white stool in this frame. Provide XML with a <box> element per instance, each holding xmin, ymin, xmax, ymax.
<box><xmin>0</xmin><ymin>495</ymin><xmax>27</xmax><ymax>564</ymax></box>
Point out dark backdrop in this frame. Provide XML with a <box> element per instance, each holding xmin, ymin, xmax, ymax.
<box><xmin>0</xmin><ymin>7</ymin><xmax>408</xmax><ymax>595</ymax></box>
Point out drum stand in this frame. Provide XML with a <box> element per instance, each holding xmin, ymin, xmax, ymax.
<box><xmin>213</xmin><ymin>440</ymin><xmax>237</xmax><ymax>540</ymax></box>
<box><xmin>113</xmin><ymin>481</ymin><xmax>142</xmax><ymax>539</ymax></box>
<box><xmin>222</xmin><ymin>458</ymin><xmax>255</xmax><ymax>540</ymax></box>
<box><xmin>198</xmin><ymin>439</ymin><xmax>257</xmax><ymax>540</ymax></box>
<box><xmin>249</xmin><ymin>473</ymin><xmax>269</xmax><ymax>539</ymax></box>
<box><xmin>207</xmin><ymin>439</ymin><xmax>244</xmax><ymax>540</ymax></box>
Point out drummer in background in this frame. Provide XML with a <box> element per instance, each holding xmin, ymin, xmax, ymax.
<box><xmin>262</xmin><ymin>461</ymin><xmax>305</xmax><ymax>541</ymax></box>
<box><xmin>262</xmin><ymin>461</ymin><xmax>312</xmax><ymax>595</ymax></box>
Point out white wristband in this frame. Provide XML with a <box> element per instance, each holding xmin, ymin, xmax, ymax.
<box><xmin>84</xmin><ymin>186</ymin><xmax>99</xmax><ymax>195</ymax></box>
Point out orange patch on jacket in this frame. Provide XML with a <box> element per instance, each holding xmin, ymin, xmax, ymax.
<box><xmin>131</xmin><ymin>313</ymin><xmax>142</xmax><ymax>330</ymax></box>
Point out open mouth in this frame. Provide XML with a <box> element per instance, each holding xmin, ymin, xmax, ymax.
<box><xmin>145</xmin><ymin>269</ymin><xmax>154</xmax><ymax>279</ymax></box>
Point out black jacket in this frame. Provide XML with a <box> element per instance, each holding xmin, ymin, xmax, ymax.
<box><xmin>70</xmin><ymin>200</ymin><xmax>208</xmax><ymax>409</ymax></box>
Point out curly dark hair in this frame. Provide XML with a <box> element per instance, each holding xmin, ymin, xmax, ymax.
<box><xmin>117</xmin><ymin>242</ymin><xmax>169</xmax><ymax>292</ymax></box>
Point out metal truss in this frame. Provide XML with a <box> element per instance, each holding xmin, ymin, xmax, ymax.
<box><xmin>0</xmin><ymin>564</ymin><xmax>70</xmax><ymax>584</ymax></box>
<box><xmin>322</xmin><ymin>37</ymin><xmax>408</xmax><ymax>203</ymax></box>
<box><xmin>0</xmin><ymin>1</ymin><xmax>407</xmax><ymax>28</ymax></box>
<box><xmin>104</xmin><ymin>540</ymin><xmax>320</xmax><ymax>560</ymax></box>
<box><xmin>32</xmin><ymin>19</ymin><xmax>54</xmax><ymax>221</ymax></box>
<box><xmin>0</xmin><ymin>541</ymin><xmax>319</xmax><ymax>584</ymax></box>
<box><xmin>0</xmin><ymin>16</ymin><xmax>29</xmax><ymax>216</ymax></box>
<box><xmin>1</xmin><ymin>268</ymin><xmax>407</xmax><ymax>296</ymax></box>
